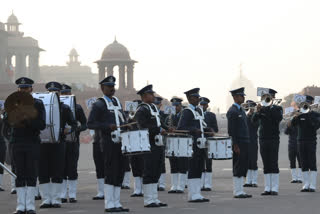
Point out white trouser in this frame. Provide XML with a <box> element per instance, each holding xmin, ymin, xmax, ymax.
<box><xmin>252</xmin><ymin>170</ymin><xmax>258</xmax><ymax>185</ymax></box>
<box><xmin>133</xmin><ymin>177</ymin><xmax>143</xmax><ymax>194</ymax></box>
<box><xmin>204</xmin><ymin>172</ymin><xmax>213</xmax><ymax>188</ymax></box>
<box><xmin>271</xmin><ymin>174</ymin><xmax>279</xmax><ymax>192</ymax></box>
<box><xmin>264</xmin><ymin>174</ymin><xmax>271</xmax><ymax>192</ymax></box>
<box><xmin>170</xmin><ymin>173</ymin><xmax>178</xmax><ymax>190</ymax></box>
<box><xmin>16</xmin><ymin>187</ymin><xmax>26</xmax><ymax>211</ymax></box>
<box><xmin>26</xmin><ymin>187</ymin><xmax>36</xmax><ymax>211</ymax></box>
<box><xmin>245</xmin><ymin>170</ymin><xmax>252</xmax><ymax>184</ymax></box>
<box><xmin>309</xmin><ymin>171</ymin><xmax>317</xmax><ymax>190</ymax></box>
<box><xmin>177</xmin><ymin>173</ymin><xmax>187</xmax><ymax>191</ymax></box>
<box><xmin>96</xmin><ymin>178</ymin><xmax>104</xmax><ymax>197</ymax></box>
<box><xmin>122</xmin><ymin>172</ymin><xmax>131</xmax><ymax>187</ymax></box>
<box><xmin>0</xmin><ymin>174</ymin><xmax>3</xmax><ymax>187</ymax></box>
<box><xmin>143</xmin><ymin>184</ymin><xmax>154</xmax><ymax>205</ymax></box>
<box><xmin>114</xmin><ymin>186</ymin><xmax>122</xmax><ymax>208</ymax></box>
<box><xmin>188</xmin><ymin>179</ymin><xmax>203</xmax><ymax>200</ymax></box>
<box><xmin>158</xmin><ymin>173</ymin><xmax>166</xmax><ymax>188</ymax></box>
<box><xmin>104</xmin><ymin>184</ymin><xmax>115</xmax><ymax>209</ymax></box>
<box><xmin>51</xmin><ymin>183</ymin><xmax>62</xmax><ymax>205</ymax></box>
<box><xmin>302</xmin><ymin>171</ymin><xmax>310</xmax><ymax>190</ymax></box>
<box><xmin>68</xmin><ymin>180</ymin><xmax>78</xmax><ymax>199</ymax></box>
<box><xmin>40</xmin><ymin>183</ymin><xmax>51</xmax><ymax>205</ymax></box>
<box><xmin>60</xmin><ymin>180</ymin><xmax>68</xmax><ymax>198</ymax></box>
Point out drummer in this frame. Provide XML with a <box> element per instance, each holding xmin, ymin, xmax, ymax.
<box><xmin>6</xmin><ymin>77</ymin><xmax>46</xmax><ymax>214</ymax></box>
<box><xmin>39</xmin><ymin>82</ymin><xmax>77</xmax><ymax>209</ymax></box>
<box><xmin>60</xmin><ymin>84</ymin><xmax>87</xmax><ymax>203</ymax></box>
<box><xmin>87</xmin><ymin>76</ymin><xmax>129</xmax><ymax>212</ymax></box>
<box><xmin>199</xmin><ymin>97</ymin><xmax>218</xmax><ymax>191</ymax></box>
<box><xmin>177</xmin><ymin>88</ymin><xmax>212</xmax><ymax>203</ymax></box>
<box><xmin>167</xmin><ymin>98</ymin><xmax>188</xmax><ymax>194</ymax></box>
<box><xmin>134</xmin><ymin>85</ymin><xmax>168</xmax><ymax>208</ymax></box>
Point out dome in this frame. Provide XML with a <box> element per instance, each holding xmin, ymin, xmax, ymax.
<box><xmin>69</xmin><ymin>48</ymin><xmax>79</xmax><ymax>56</ymax></box>
<box><xmin>101</xmin><ymin>39</ymin><xmax>131</xmax><ymax>60</ymax></box>
<box><xmin>7</xmin><ymin>13</ymin><xmax>20</xmax><ymax>24</ymax></box>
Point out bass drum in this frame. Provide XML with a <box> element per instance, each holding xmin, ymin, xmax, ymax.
<box><xmin>32</xmin><ymin>92</ymin><xmax>61</xmax><ymax>143</ymax></box>
<box><xmin>60</xmin><ymin>95</ymin><xmax>77</xmax><ymax>142</ymax></box>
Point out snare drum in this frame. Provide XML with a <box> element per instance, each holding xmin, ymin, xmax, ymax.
<box><xmin>207</xmin><ymin>137</ymin><xmax>232</xmax><ymax>160</ymax></box>
<box><xmin>33</xmin><ymin>92</ymin><xmax>61</xmax><ymax>143</ymax></box>
<box><xmin>60</xmin><ymin>95</ymin><xmax>76</xmax><ymax>142</ymax></box>
<box><xmin>121</xmin><ymin>130</ymin><xmax>151</xmax><ymax>155</ymax></box>
<box><xmin>165</xmin><ymin>134</ymin><xmax>193</xmax><ymax>157</ymax></box>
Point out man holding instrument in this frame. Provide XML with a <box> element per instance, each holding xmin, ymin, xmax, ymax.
<box><xmin>87</xmin><ymin>76</ymin><xmax>129</xmax><ymax>212</ymax></box>
<box><xmin>177</xmin><ymin>88</ymin><xmax>211</xmax><ymax>203</ymax></box>
<box><xmin>134</xmin><ymin>85</ymin><xmax>168</xmax><ymax>208</ymax></box>
<box><xmin>227</xmin><ymin>87</ymin><xmax>252</xmax><ymax>199</ymax></box>
<box><xmin>6</xmin><ymin>77</ymin><xmax>46</xmax><ymax>214</ymax></box>
<box><xmin>167</xmin><ymin>97</ymin><xmax>188</xmax><ymax>194</ymax></box>
<box><xmin>200</xmin><ymin>97</ymin><xmax>218</xmax><ymax>191</ymax></box>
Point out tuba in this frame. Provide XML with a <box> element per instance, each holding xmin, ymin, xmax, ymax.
<box><xmin>4</xmin><ymin>91</ymin><xmax>38</xmax><ymax>128</ymax></box>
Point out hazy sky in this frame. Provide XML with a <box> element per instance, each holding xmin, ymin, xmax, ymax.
<box><xmin>2</xmin><ymin>0</ymin><xmax>320</xmax><ymax>111</ymax></box>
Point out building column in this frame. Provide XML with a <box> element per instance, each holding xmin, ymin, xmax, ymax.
<box><xmin>106</xmin><ymin>65</ymin><xmax>114</xmax><ymax>76</ymax></box>
<box><xmin>119</xmin><ymin>64</ymin><xmax>126</xmax><ymax>89</ymax></box>
<box><xmin>126</xmin><ymin>63</ymin><xmax>134</xmax><ymax>89</ymax></box>
<box><xmin>98</xmin><ymin>64</ymin><xmax>105</xmax><ymax>82</ymax></box>
<box><xmin>29</xmin><ymin>53</ymin><xmax>40</xmax><ymax>82</ymax></box>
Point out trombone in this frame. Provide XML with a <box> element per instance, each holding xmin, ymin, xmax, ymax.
<box><xmin>299</xmin><ymin>102</ymin><xmax>319</xmax><ymax>114</ymax></box>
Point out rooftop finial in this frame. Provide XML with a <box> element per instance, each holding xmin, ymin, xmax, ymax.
<box><xmin>114</xmin><ymin>35</ymin><xmax>117</xmax><ymax>43</ymax></box>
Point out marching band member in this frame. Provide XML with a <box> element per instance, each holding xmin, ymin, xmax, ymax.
<box><xmin>9</xmin><ymin>77</ymin><xmax>46</xmax><ymax>214</ymax></box>
<box><xmin>177</xmin><ymin>88</ymin><xmax>210</xmax><ymax>203</ymax></box>
<box><xmin>60</xmin><ymin>84</ymin><xmax>87</xmax><ymax>203</ymax></box>
<box><xmin>290</xmin><ymin>95</ymin><xmax>320</xmax><ymax>192</ymax></box>
<box><xmin>154</xmin><ymin>97</ymin><xmax>167</xmax><ymax>191</ymax></box>
<box><xmin>243</xmin><ymin>100</ymin><xmax>259</xmax><ymax>188</ymax></box>
<box><xmin>227</xmin><ymin>87</ymin><xmax>252</xmax><ymax>199</ymax></box>
<box><xmin>200</xmin><ymin>97</ymin><xmax>218</xmax><ymax>191</ymax></box>
<box><xmin>285</xmin><ymin>104</ymin><xmax>302</xmax><ymax>184</ymax></box>
<box><xmin>252</xmin><ymin>88</ymin><xmax>283</xmax><ymax>196</ymax></box>
<box><xmin>121</xmin><ymin>158</ymin><xmax>131</xmax><ymax>189</ymax></box>
<box><xmin>129</xmin><ymin>99</ymin><xmax>144</xmax><ymax>197</ymax></box>
<box><xmin>39</xmin><ymin>82</ymin><xmax>77</xmax><ymax>209</ymax></box>
<box><xmin>0</xmin><ymin>113</ymin><xmax>5</xmax><ymax>192</ymax></box>
<box><xmin>135</xmin><ymin>85</ymin><xmax>168</xmax><ymax>208</ymax></box>
<box><xmin>87</xmin><ymin>76</ymin><xmax>129</xmax><ymax>212</ymax></box>
<box><xmin>167</xmin><ymin>98</ymin><xmax>188</xmax><ymax>194</ymax></box>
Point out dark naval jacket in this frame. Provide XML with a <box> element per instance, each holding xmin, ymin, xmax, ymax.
<box><xmin>75</xmin><ymin>104</ymin><xmax>87</xmax><ymax>141</ymax></box>
<box><xmin>134</xmin><ymin>103</ymin><xmax>161</xmax><ymax>145</ymax></box>
<box><xmin>204</xmin><ymin>111</ymin><xmax>218</xmax><ymax>133</ymax></box>
<box><xmin>60</xmin><ymin>103</ymin><xmax>77</xmax><ymax>141</ymax></box>
<box><xmin>10</xmin><ymin>98</ymin><xmax>46</xmax><ymax>143</ymax></box>
<box><xmin>226</xmin><ymin>104</ymin><xmax>250</xmax><ymax>145</ymax></box>
<box><xmin>87</xmin><ymin>97</ymin><xmax>126</xmax><ymax>145</ymax></box>
<box><xmin>291</xmin><ymin>111</ymin><xmax>320</xmax><ymax>141</ymax></box>
<box><xmin>247</xmin><ymin>113</ymin><xmax>258</xmax><ymax>144</ymax></box>
<box><xmin>284</xmin><ymin>125</ymin><xmax>298</xmax><ymax>145</ymax></box>
<box><xmin>252</xmin><ymin>105</ymin><xmax>283</xmax><ymax>140</ymax></box>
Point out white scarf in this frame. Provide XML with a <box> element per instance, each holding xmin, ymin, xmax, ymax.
<box><xmin>186</xmin><ymin>106</ymin><xmax>207</xmax><ymax>148</ymax></box>
<box><xmin>142</xmin><ymin>103</ymin><xmax>161</xmax><ymax>127</ymax></box>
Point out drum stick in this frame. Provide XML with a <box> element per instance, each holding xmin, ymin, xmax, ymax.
<box><xmin>204</xmin><ymin>132</ymin><xmax>229</xmax><ymax>137</ymax></box>
<box><xmin>172</xmin><ymin>130</ymin><xmax>189</xmax><ymax>133</ymax></box>
<box><xmin>0</xmin><ymin>162</ymin><xmax>16</xmax><ymax>179</ymax></box>
<box><xmin>118</xmin><ymin>122</ymin><xmax>138</xmax><ymax>128</ymax></box>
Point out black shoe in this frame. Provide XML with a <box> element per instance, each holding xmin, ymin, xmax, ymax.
<box><xmin>121</xmin><ymin>186</ymin><xmax>130</xmax><ymax>190</ymax></box>
<box><xmin>202</xmin><ymin>188</ymin><xmax>212</xmax><ymax>191</ymax></box>
<box><xmin>13</xmin><ymin>211</ymin><xmax>25</xmax><ymax>214</ymax></box>
<box><xmin>309</xmin><ymin>188</ymin><xmax>316</xmax><ymax>192</ymax></box>
<box><xmin>130</xmin><ymin>193</ymin><xmax>143</xmax><ymax>197</ymax></box>
<box><xmin>69</xmin><ymin>198</ymin><xmax>77</xmax><ymax>203</ymax></box>
<box><xmin>11</xmin><ymin>190</ymin><xmax>17</xmax><ymax>194</ymax></box>
<box><xmin>35</xmin><ymin>195</ymin><xmax>41</xmax><ymax>200</ymax></box>
<box><xmin>270</xmin><ymin>191</ymin><xmax>278</xmax><ymax>196</ymax></box>
<box><xmin>105</xmin><ymin>208</ymin><xmax>120</xmax><ymax>212</ymax></box>
<box><xmin>243</xmin><ymin>184</ymin><xmax>252</xmax><ymax>187</ymax></box>
<box><xmin>175</xmin><ymin>190</ymin><xmax>184</xmax><ymax>193</ymax></box>
<box><xmin>189</xmin><ymin>198</ymin><xmax>210</xmax><ymax>202</ymax></box>
<box><xmin>26</xmin><ymin>210</ymin><xmax>36</xmax><ymax>214</ymax></box>
<box><xmin>61</xmin><ymin>198</ymin><xmax>68</xmax><ymax>203</ymax></box>
<box><xmin>51</xmin><ymin>204</ymin><xmax>61</xmax><ymax>208</ymax></box>
<box><xmin>234</xmin><ymin>194</ymin><xmax>247</xmax><ymax>199</ymax></box>
<box><xmin>158</xmin><ymin>187</ymin><xmax>165</xmax><ymax>191</ymax></box>
<box><xmin>116</xmin><ymin>207</ymin><xmax>130</xmax><ymax>212</ymax></box>
<box><xmin>297</xmin><ymin>180</ymin><xmax>303</xmax><ymax>183</ymax></box>
<box><xmin>252</xmin><ymin>184</ymin><xmax>258</xmax><ymax>188</ymax></box>
<box><xmin>244</xmin><ymin>194</ymin><xmax>252</xmax><ymax>198</ymax></box>
<box><xmin>291</xmin><ymin>180</ymin><xmax>298</xmax><ymax>183</ymax></box>
<box><xmin>301</xmin><ymin>188</ymin><xmax>309</xmax><ymax>192</ymax></box>
<box><xmin>261</xmin><ymin>191</ymin><xmax>271</xmax><ymax>196</ymax></box>
<box><xmin>92</xmin><ymin>196</ymin><xmax>104</xmax><ymax>200</ymax></box>
<box><xmin>40</xmin><ymin>203</ymin><xmax>51</xmax><ymax>209</ymax></box>
<box><xmin>158</xmin><ymin>202</ymin><xmax>168</xmax><ymax>207</ymax></box>
<box><xmin>168</xmin><ymin>190</ymin><xmax>177</xmax><ymax>193</ymax></box>
<box><xmin>144</xmin><ymin>203</ymin><xmax>160</xmax><ymax>208</ymax></box>
<box><xmin>0</xmin><ymin>187</ymin><xmax>4</xmax><ymax>191</ymax></box>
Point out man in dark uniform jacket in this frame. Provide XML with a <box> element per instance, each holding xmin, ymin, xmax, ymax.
<box><xmin>154</xmin><ymin>96</ymin><xmax>167</xmax><ymax>191</ymax></box>
<box><xmin>284</xmin><ymin>106</ymin><xmax>302</xmax><ymax>184</ymax></box>
<box><xmin>199</xmin><ymin>97</ymin><xmax>218</xmax><ymax>191</ymax></box>
<box><xmin>291</xmin><ymin>95</ymin><xmax>320</xmax><ymax>192</ymax></box>
<box><xmin>8</xmin><ymin>77</ymin><xmax>46</xmax><ymax>214</ymax></box>
<box><xmin>134</xmin><ymin>85</ymin><xmax>168</xmax><ymax>208</ymax></box>
<box><xmin>87</xmin><ymin>76</ymin><xmax>129</xmax><ymax>212</ymax></box>
<box><xmin>177</xmin><ymin>88</ymin><xmax>211</xmax><ymax>202</ymax></box>
<box><xmin>39</xmin><ymin>82</ymin><xmax>77</xmax><ymax>209</ymax></box>
<box><xmin>60</xmin><ymin>84</ymin><xmax>87</xmax><ymax>203</ymax></box>
<box><xmin>243</xmin><ymin>100</ymin><xmax>259</xmax><ymax>188</ymax></box>
<box><xmin>167</xmin><ymin>98</ymin><xmax>188</xmax><ymax>194</ymax></box>
<box><xmin>227</xmin><ymin>87</ymin><xmax>252</xmax><ymax>199</ymax></box>
<box><xmin>129</xmin><ymin>99</ymin><xmax>145</xmax><ymax>197</ymax></box>
<box><xmin>252</xmin><ymin>88</ymin><xmax>283</xmax><ymax>196</ymax></box>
